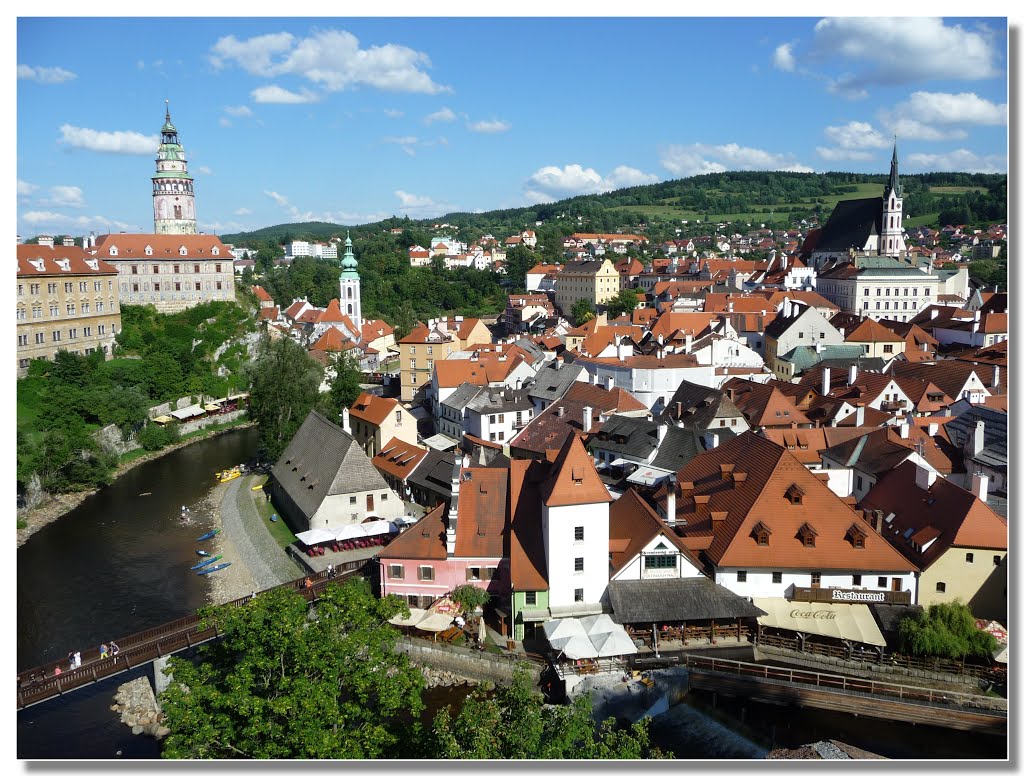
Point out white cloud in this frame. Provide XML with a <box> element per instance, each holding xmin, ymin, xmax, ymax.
<box><xmin>17</xmin><ymin>64</ymin><xmax>77</xmax><ymax>84</ymax></box>
<box><xmin>382</xmin><ymin>136</ymin><xmax>420</xmax><ymax>156</ymax></box>
<box><xmin>197</xmin><ymin>166</ymin><xmax>213</xmax><ymax>175</ymax></box>
<box><xmin>250</xmin><ymin>85</ymin><xmax>319</xmax><ymax>104</ymax></box>
<box><xmin>524</xmin><ymin>163</ymin><xmax>660</xmax><ymax>200</ymax></box>
<box><xmin>234</xmin><ymin>207</ymin><xmax>252</xmax><ymax>216</ymax></box>
<box><xmin>661</xmin><ymin>143</ymin><xmax>813</xmax><ymax>177</ymax></box>
<box><xmin>394</xmin><ymin>190</ymin><xmax>452</xmax><ymax>219</ymax></box>
<box><xmin>467</xmin><ymin>119</ymin><xmax>510</xmax><ymax>134</ymax></box>
<box><xmin>224</xmin><ymin>105</ymin><xmax>253</xmax><ymax>117</ymax></box>
<box><xmin>810</xmin><ymin>18</ymin><xmax>1000</xmax><ymax>96</ymax></box>
<box><xmin>264</xmin><ymin>190</ymin><xmax>290</xmax><ymax>208</ymax></box>
<box><xmin>880</xmin><ymin>91</ymin><xmax>1007</xmax><ymax>131</ymax></box>
<box><xmin>424</xmin><ymin>106</ymin><xmax>456</xmax><ymax>124</ymax></box>
<box><xmin>880</xmin><ymin>117</ymin><xmax>967</xmax><ymax>142</ymax></box>
<box><xmin>21</xmin><ymin>211</ymin><xmax>134</xmax><ymax>232</ymax></box>
<box><xmin>383</xmin><ymin>108</ymin><xmax>404</xmax><ymax>118</ymax></box>
<box><xmin>210</xmin><ymin>29</ymin><xmax>450</xmax><ymax>94</ymax></box>
<box><xmin>816</xmin><ymin>120</ymin><xmax>889</xmax><ymax>161</ymax></box>
<box><xmin>772</xmin><ymin>43</ymin><xmax>795</xmax><ymax>72</ymax></box>
<box><xmin>905</xmin><ymin>149</ymin><xmax>1007</xmax><ymax>174</ymax></box>
<box><xmin>58</xmin><ymin>125</ymin><xmax>158</xmax><ymax>155</ymax></box>
<box><xmin>17</xmin><ymin>180</ymin><xmax>39</xmax><ymax>199</ymax></box>
<box><xmin>40</xmin><ymin>185</ymin><xmax>85</xmax><ymax>208</ymax></box>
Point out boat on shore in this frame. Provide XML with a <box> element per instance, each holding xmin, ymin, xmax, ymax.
<box><xmin>216</xmin><ymin>466</ymin><xmax>243</xmax><ymax>483</ymax></box>
<box><xmin>190</xmin><ymin>554</ymin><xmax>223</xmax><ymax>570</ymax></box>
<box><xmin>196</xmin><ymin>549</ymin><xmax>210</xmax><ymax>557</ymax></box>
<box><xmin>196</xmin><ymin>528</ymin><xmax>220</xmax><ymax>541</ymax></box>
<box><xmin>197</xmin><ymin>562</ymin><xmax>231</xmax><ymax>575</ymax></box>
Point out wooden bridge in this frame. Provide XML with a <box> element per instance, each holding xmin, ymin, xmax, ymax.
<box><xmin>683</xmin><ymin>654</ymin><xmax>1007</xmax><ymax>735</ymax></box>
<box><xmin>16</xmin><ymin>566</ymin><xmax>363</xmax><ymax>710</ymax></box>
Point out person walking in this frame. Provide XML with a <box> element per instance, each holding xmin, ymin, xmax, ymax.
<box><xmin>53</xmin><ymin>666</ymin><xmax>61</xmax><ymax>677</ymax></box>
<box><xmin>67</xmin><ymin>652</ymin><xmax>75</xmax><ymax>671</ymax></box>
<box><xmin>73</xmin><ymin>651</ymin><xmax>82</xmax><ymax>669</ymax></box>
<box><xmin>110</xmin><ymin>642</ymin><xmax>120</xmax><ymax>657</ymax></box>
<box><xmin>304</xmin><ymin>577</ymin><xmax>313</xmax><ymax>590</ymax></box>
<box><xmin>100</xmin><ymin>644</ymin><xmax>109</xmax><ymax>660</ymax></box>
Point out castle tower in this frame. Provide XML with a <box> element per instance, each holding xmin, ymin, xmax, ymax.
<box><xmin>880</xmin><ymin>141</ymin><xmax>906</xmax><ymax>258</ymax></box>
<box><xmin>339</xmin><ymin>232</ymin><xmax>362</xmax><ymax>335</ymax></box>
<box><xmin>152</xmin><ymin>101</ymin><xmax>197</xmax><ymax>235</ymax></box>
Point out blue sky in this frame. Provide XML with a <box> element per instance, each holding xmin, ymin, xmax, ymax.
<box><xmin>16</xmin><ymin>16</ymin><xmax>1009</xmax><ymax>239</ymax></box>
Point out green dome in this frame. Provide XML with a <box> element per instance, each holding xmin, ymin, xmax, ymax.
<box><xmin>340</xmin><ymin>231</ymin><xmax>359</xmax><ymax>277</ymax></box>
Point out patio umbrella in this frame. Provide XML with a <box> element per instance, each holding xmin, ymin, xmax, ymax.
<box><xmin>558</xmin><ymin>634</ymin><xmax>599</xmax><ymax>660</ymax></box>
<box><xmin>362</xmin><ymin>521</ymin><xmax>391</xmax><ymax>538</ymax></box>
<box><xmin>579</xmin><ymin>613</ymin><xmax>618</xmax><ymax>636</ymax></box>
<box><xmin>542</xmin><ymin>618</ymin><xmax>586</xmax><ymax>643</ymax></box>
<box><xmin>590</xmin><ymin>628</ymin><xmax>638</xmax><ymax>657</ymax></box>
<box><xmin>416</xmin><ymin>611</ymin><xmax>455</xmax><ymax>632</ymax></box>
<box><xmin>334</xmin><ymin>524</ymin><xmax>365</xmax><ymax>541</ymax></box>
<box><xmin>294</xmin><ymin>528</ymin><xmax>335</xmax><ymax>545</ymax></box>
<box><xmin>388</xmin><ymin>608</ymin><xmax>427</xmax><ymax>627</ymax></box>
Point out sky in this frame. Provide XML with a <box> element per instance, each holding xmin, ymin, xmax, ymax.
<box><xmin>15</xmin><ymin>14</ymin><xmax>1010</xmax><ymax>239</ymax></box>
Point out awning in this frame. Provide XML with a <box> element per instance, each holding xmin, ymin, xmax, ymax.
<box><xmin>152</xmin><ymin>415</ymin><xmax>174</xmax><ymax>424</ymax></box>
<box><xmin>389</xmin><ymin>608</ymin><xmax>427</xmax><ymax>627</ymax></box>
<box><xmin>170</xmin><ymin>405</ymin><xmax>206</xmax><ymax>420</ymax></box>
<box><xmin>544</xmin><ymin>616</ymin><xmax>638</xmax><ymax>658</ymax></box>
<box><xmin>295</xmin><ymin>528</ymin><xmax>336</xmax><ymax>545</ymax></box>
<box><xmin>626</xmin><ymin>465</ymin><xmax>676</xmax><ymax>487</ymax></box>
<box><xmin>754</xmin><ymin>598</ymin><xmax>886</xmax><ymax>647</ymax></box>
<box><xmin>416</xmin><ymin>611</ymin><xmax>455</xmax><ymax>632</ymax></box>
<box><xmin>204</xmin><ymin>403</ymin><xmax>221</xmax><ymax>412</ymax></box>
<box><xmin>421</xmin><ymin>433</ymin><xmax>460</xmax><ymax>451</ymax></box>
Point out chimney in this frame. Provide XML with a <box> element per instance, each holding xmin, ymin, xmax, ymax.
<box><xmin>727</xmin><ymin>301</ymin><xmax>734</xmax><ymax>312</ymax></box>
<box><xmin>342</xmin><ymin>408</ymin><xmax>352</xmax><ymax>434</ymax></box>
<box><xmin>665</xmin><ymin>483</ymin><xmax>676</xmax><ymax>526</ymax></box>
<box><xmin>993</xmin><ymin>366</ymin><xmax>1000</xmax><ymax>389</ymax></box>
<box><xmin>971</xmin><ymin>420</ymin><xmax>985</xmax><ymax>458</ymax></box>
<box><xmin>604</xmin><ymin>375</ymin><xmax>614</xmax><ymax>391</ymax></box>
<box><xmin>930</xmin><ymin>308</ymin><xmax>939</xmax><ymax>320</ymax></box>
<box><xmin>970</xmin><ymin>471</ymin><xmax>989</xmax><ymax>503</ymax></box>
<box><xmin>915</xmin><ymin>465</ymin><xmax>937</xmax><ymax>491</ymax></box>
<box><xmin>555</xmin><ymin>357</ymin><xmax>563</xmax><ymax>370</ymax></box>
<box><xmin>927</xmin><ymin>421</ymin><xmax>938</xmax><ymax>437</ymax></box>
<box><xmin>783</xmin><ymin>297</ymin><xmax>792</xmax><ymax>317</ymax></box>
<box><xmin>872</xmin><ymin>509</ymin><xmax>884</xmax><ymax>533</ymax></box>
<box><xmin>855</xmin><ymin>405</ymin><xmax>865</xmax><ymax>426</ymax></box>
<box><xmin>657</xmin><ymin>423</ymin><xmax>667</xmax><ymax>444</ymax></box>
<box><xmin>62</xmin><ymin>236</ymin><xmax>74</xmax><ymax>247</ymax></box>
<box><xmin>684</xmin><ymin>334</ymin><xmax>693</xmax><ymax>353</ymax></box>
<box><xmin>822</xmin><ymin>367</ymin><xmax>831</xmax><ymax>396</ymax></box>
<box><xmin>898</xmin><ymin>421</ymin><xmax>910</xmax><ymax>439</ymax></box>
<box><xmin>849</xmin><ymin>364</ymin><xmax>858</xmax><ymax>384</ymax></box>
<box><xmin>617</xmin><ymin>342</ymin><xmax>627</xmax><ymax>362</ymax></box>
<box><xmin>38</xmin><ymin>235</ymin><xmax>54</xmax><ymax>247</ymax></box>
<box><xmin>447</xmin><ymin>458</ymin><xmax>462</xmax><ymax>556</ymax></box>
<box><xmin>582</xmin><ymin>405</ymin><xmax>593</xmax><ymax>430</ymax></box>
<box><xmin>704</xmin><ymin>431</ymin><xmax>719</xmax><ymax>449</ymax></box>
<box><xmin>556</xmin><ymin>406</ymin><xmax>566</xmax><ymax>418</ymax></box>
<box><xmin>781</xmin><ymin>254</ymin><xmax>788</xmax><ymax>271</ymax></box>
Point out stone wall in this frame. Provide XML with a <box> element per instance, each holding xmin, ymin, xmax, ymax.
<box><xmin>396</xmin><ymin>639</ymin><xmax>542</xmax><ymax>687</ymax></box>
<box><xmin>112</xmin><ymin>677</ymin><xmax>170</xmax><ymax>740</ymax></box>
<box><xmin>94</xmin><ymin>409</ymin><xmax>247</xmax><ymax>456</ymax></box>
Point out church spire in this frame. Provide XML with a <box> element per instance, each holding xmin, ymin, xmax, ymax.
<box><xmin>340</xmin><ymin>230</ymin><xmax>359</xmax><ymax>277</ymax></box>
<box><xmin>886</xmin><ymin>139</ymin><xmax>902</xmax><ymax>199</ymax></box>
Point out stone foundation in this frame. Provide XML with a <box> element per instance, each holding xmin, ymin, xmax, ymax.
<box><xmin>111</xmin><ymin>677</ymin><xmax>170</xmax><ymax>740</ymax></box>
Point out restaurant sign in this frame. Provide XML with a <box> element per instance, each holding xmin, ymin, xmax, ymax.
<box><xmin>831</xmin><ymin>590</ymin><xmax>886</xmax><ymax>603</ymax></box>
<box><xmin>791</xmin><ymin>587</ymin><xmax>911</xmax><ymax>605</ymax></box>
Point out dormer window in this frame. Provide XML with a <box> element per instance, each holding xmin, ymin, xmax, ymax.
<box><xmin>179</xmin><ymin>246</ymin><xmax>188</xmax><ymax>256</ymax></box>
<box><xmin>797</xmin><ymin>522</ymin><xmax>818</xmax><ymax>548</ymax></box>
<box><xmin>785</xmin><ymin>483</ymin><xmax>805</xmax><ymax>505</ymax></box>
<box><xmin>145</xmin><ymin>246</ymin><xmax>153</xmax><ymax>256</ymax></box>
<box><xmin>211</xmin><ymin>247</ymin><xmax>219</xmax><ymax>256</ymax></box>
<box><xmin>752</xmin><ymin>521</ymin><xmax>772</xmax><ymax>546</ymax></box>
<box><xmin>109</xmin><ymin>247</ymin><xmax>118</xmax><ymax>257</ymax></box>
<box><xmin>846</xmin><ymin>523</ymin><xmax>868</xmax><ymax>549</ymax></box>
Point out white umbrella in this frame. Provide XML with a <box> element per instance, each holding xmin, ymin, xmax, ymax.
<box><xmin>334</xmin><ymin>524</ymin><xmax>365</xmax><ymax>541</ymax></box>
<box><xmin>543</xmin><ymin>618</ymin><xmax>586</xmax><ymax>642</ymax></box>
<box><xmin>295</xmin><ymin>528</ymin><xmax>335</xmax><ymax>545</ymax></box>
<box><xmin>362</xmin><ymin>521</ymin><xmax>391</xmax><ymax>538</ymax></box>
<box><xmin>590</xmin><ymin>628</ymin><xmax>638</xmax><ymax>657</ymax></box>
<box><xmin>559</xmin><ymin>634</ymin><xmax>599</xmax><ymax>660</ymax></box>
<box><xmin>416</xmin><ymin>611</ymin><xmax>455</xmax><ymax>632</ymax></box>
<box><xmin>389</xmin><ymin>608</ymin><xmax>427</xmax><ymax>627</ymax></box>
<box><xmin>579</xmin><ymin>613</ymin><xmax>618</xmax><ymax>636</ymax></box>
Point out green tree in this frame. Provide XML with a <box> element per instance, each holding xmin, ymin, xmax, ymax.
<box><xmin>94</xmin><ymin>385</ymin><xmax>150</xmax><ymax>434</ymax></box>
<box><xmin>449</xmin><ymin>584</ymin><xmax>490</xmax><ymax>613</ymax></box>
<box><xmin>159</xmin><ymin>580</ymin><xmax>425</xmax><ymax>759</ymax></box>
<box><xmin>245</xmin><ymin>335</ymin><xmax>324</xmax><ymax>460</ymax></box>
<box><xmin>605</xmin><ymin>288</ymin><xmax>640</xmax><ymax>319</ymax></box>
<box><xmin>896</xmin><ymin>601</ymin><xmax>999</xmax><ymax>660</ymax></box>
<box><xmin>137</xmin><ymin>420</ymin><xmax>178</xmax><ymax>451</ymax></box>
<box><xmin>428</xmin><ymin>669</ymin><xmax>664</xmax><ymax>759</ymax></box>
<box><xmin>570</xmin><ymin>298</ymin><xmax>595</xmax><ymax>325</ymax></box>
<box><xmin>391</xmin><ymin>301</ymin><xmax>419</xmax><ymax>343</ymax></box>
<box><xmin>320</xmin><ymin>352</ymin><xmax>364</xmax><ymax>423</ymax></box>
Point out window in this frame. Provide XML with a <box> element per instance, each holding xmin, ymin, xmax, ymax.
<box><xmin>936</xmin><ymin>582</ymin><xmax>946</xmax><ymax>593</ymax></box>
<box><xmin>574</xmin><ymin>526</ymin><xmax>584</xmax><ymax>542</ymax></box>
<box><xmin>35</xmin><ymin>333</ymin><xmax>44</xmax><ymax>344</ymax></box>
<box><xmin>966</xmin><ymin>553</ymin><xmax>974</xmax><ymax>564</ymax></box>
<box><xmin>387</xmin><ymin>565</ymin><xmax>404</xmax><ymax>580</ymax></box>
<box><xmin>892</xmin><ymin>578</ymin><xmax>903</xmax><ymax>592</ymax></box>
<box><xmin>152</xmin><ymin>265</ymin><xmax>159</xmax><ymax>274</ymax></box>
<box><xmin>349</xmin><ymin>496</ymin><xmax>357</xmax><ymax>504</ymax></box>
<box><xmin>215</xmin><ymin>264</ymin><xmax>222</xmax><ymax>273</ymax></box>
<box><xmin>924</xmin><ymin>288</ymin><xmax>930</xmax><ymax>297</ymax></box>
<box><xmin>994</xmin><ymin>555</ymin><xmax>1002</xmax><ymax>566</ymax></box>
<box><xmin>32</xmin><ymin>307</ymin><xmax>41</xmax><ymax>319</ymax></box>
<box><xmin>645</xmin><ymin>554</ymin><xmax>676</xmax><ymax>570</ymax></box>
<box><xmin>82</xmin><ymin>303</ymin><xmax>90</xmax><ymax>314</ymax></box>
<box><xmin>856</xmin><ymin>475</ymin><xmax>863</xmax><ymax>490</ymax></box>
<box><xmin>410</xmin><ymin>346</ymin><xmax>416</xmax><ymax>355</ymax></box>
<box><xmin>574</xmin><ymin>557</ymin><xmax>584</xmax><ymax>573</ymax></box>
<box><xmin>64</xmin><ymin>282</ymin><xmax>73</xmax><ymax>293</ymax></box>
<box><xmin>30</xmin><ymin>283</ymin><xmax>39</xmax><ymax>295</ymax></box>
<box><xmin>883</xmin><ymin>344</ymin><xmax>893</xmax><ymax>354</ymax></box>
<box><xmin>525</xmin><ymin>591</ymin><xmax>537</xmax><ymax>606</ymax></box>
<box><xmin>772</xmin><ymin>572</ymin><xmax>782</xmax><ymax>584</ymax></box>
<box><xmin>154</xmin><ymin>283</ymin><xmax>161</xmax><ymax>292</ymax></box>
<box><xmin>131</xmin><ymin>265</ymin><xmax>138</xmax><ymax>274</ymax></box>
<box><xmin>216</xmin><ymin>281</ymin><xmax>223</xmax><ymax>290</ymax></box>
<box><xmin>52</xmin><ymin>331</ymin><xmax>61</xmax><ymax>342</ymax></box>
<box><xmin>737</xmin><ymin>570</ymin><xmax>747</xmax><ymax>583</ymax></box>
<box><xmin>50</xmin><ymin>304</ymin><xmax>58</xmax><ymax>317</ymax></box>
<box><xmin>193</xmin><ymin>264</ymin><xmax>200</xmax><ymax>273</ymax></box>
<box><xmin>19</xmin><ymin>359</ymin><xmax>30</xmax><ymax>369</ymax></box>
<box><xmin>418</xmin><ymin>566</ymin><xmax>434</xmax><ymax>581</ymax></box>
<box><xmin>78</xmin><ymin>281</ymin><xmax>87</xmax><ymax>292</ymax></box>
<box><xmin>381</xmin><ymin>494</ymin><xmax>388</xmax><ymax>501</ymax></box>
<box><xmin>877</xmin><ymin>577</ymin><xmax>887</xmax><ymax>588</ymax></box>
<box><xmin>99</xmin><ymin>325</ymin><xmax>106</xmax><ymax>335</ymax></box>
<box><xmin>133</xmin><ymin>284</ymin><xmax>140</xmax><ymax>293</ymax></box>
<box><xmin>68</xmin><ymin>328</ymin><xmax>77</xmax><ymax>339</ymax></box>
<box><xmin>863</xmin><ymin>301</ymin><xmax>869</xmax><ymax>310</ymax></box>
<box><xmin>18</xmin><ymin>334</ymin><xmax>27</xmax><ymax>347</ymax></box>
<box><xmin>811</xmin><ymin>572</ymin><xmax>821</xmax><ymax>587</ymax></box>
<box><xmin>66</xmin><ymin>304</ymin><xmax>75</xmax><ymax>315</ymax></box>
<box><xmin>48</xmin><ymin>283</ymin><xmax>56</xmax><ymax>294</ymax></box>
<box><xmin>574</xmin><ymin>588</ymin><xmax>584</xmax><ymax>603</ymax></box>
<box><xmin>467</xmin><ymin>567</ymin><xmax>481</xmax><ymax>581</ymax></box>
<box><xmin>194</xmin><ymin>282</ymin><xmax>201</xmax><ymax>291</ymax></box>
<box><xmin>83</xmin><ymin>327</ymin><xmax>91</xmax><ymax>337</ymax></box>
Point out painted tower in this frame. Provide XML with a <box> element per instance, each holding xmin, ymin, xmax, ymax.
<box><xmin>339</xmin><ymin>231</ymin><xmax>362</xmax><ymax>335</ymax></box>
<box><xmin>880</xmin><ymin>141</ymin><xmax>906</xmax><ymax>258</ymax></box>
<box><xmin>152</xmin><ymin>101</ymin><xmax>197</xmax><ymax>235</ymax></box>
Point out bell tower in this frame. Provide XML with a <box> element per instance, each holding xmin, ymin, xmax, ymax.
<box><xmin>880</xmin><ymin>140</ymin><xmax>906</xmax><ymax>258</ymax></box>
<box><xmin>339</xmin><ymin>232</ymin><xmax>362</xmax><ymax>336</ymax></box>
<box><xmin>152</xmin><ymin>101</ymin><xmax>197</xmax><ymax>235</ymax></box>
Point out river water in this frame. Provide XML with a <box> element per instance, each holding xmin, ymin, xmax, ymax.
<box><xmin>16</xmin><ymin>425</ymin><xmax>1001</xmax><ymax>760</ymax></box>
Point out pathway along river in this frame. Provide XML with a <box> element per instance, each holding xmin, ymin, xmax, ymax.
<box><xmin>15</xmin><ymin>426</ymin><xmax>998</xmax><ymax>760</ymax></box>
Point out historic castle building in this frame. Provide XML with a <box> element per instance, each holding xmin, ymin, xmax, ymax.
<box><xmin>152</xmin><ymin>102</ymin><xmax>197</xmax><ymax>235</ymax></box>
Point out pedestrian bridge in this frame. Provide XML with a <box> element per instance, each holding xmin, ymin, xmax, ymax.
<box><xmin>16</xmin><ymin>568</ymin><xmax>359</xmax><ymax>710</ymax></box>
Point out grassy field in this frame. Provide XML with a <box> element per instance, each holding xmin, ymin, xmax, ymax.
<box><xmin>928</xmin><ymin>186</ymin><xmax>987</xmax><ymax>194</ymax></box>
<box><xmin>905</xmin><ymin>212</ymin><xmax>940</xmax><ymax>228</ymax></box>
<box><xmin>248</xmin><ymin>474</ymin><xmax>298</xmax><ymax>548</ymax></box>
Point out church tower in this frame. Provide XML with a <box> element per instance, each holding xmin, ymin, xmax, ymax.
<box><xmin>880</xmin><ymin>141</ymin><xmax>906</xmax><ymax>258</ymax></box>
<box><xmin>339</xmin><ymin>232</ymin><xmax>362</xmax><ymax>336</ymax></box>
<box><xmin>152</xmin><ymin>101</ymin><xmax>197</xmax><ymax>235</ymax></box>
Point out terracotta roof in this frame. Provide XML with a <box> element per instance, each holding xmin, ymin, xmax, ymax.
<box><xmin>648</xmin><ymin>312</ymin><xmax>718</xmax><ymax>340</ymax></box>
<box><xmin>257</xmin><ymin>306</ymin><xmax>279</xmax><ymax>321</ymax></box>
<box><xmin>372</xmin><ymin>437</ymin><xmax>430</xmax><ymax>481</ymax></box>
<box><xmin>283</xmin><ymin>300</ymin><xmax>309</xmax><ymax>319</ymax></box>
<box><xmin>609</xmin><ymin>489</ymin><xmax>698</xmax><ymax>576</ymax></box>
<box><xmin>721</xmin><ymin>378</ymin><xmax>810</xmax><ymax>428</ymax></box>
<box><xmin>317</xmin><ymin>298</ymin><xmax>347</xmax><ymax>324</ymax></box>
<box><xmin>362</xmin><ymin>318</ymin><xmax>394</xmax><ymax>341</ymax></box>
<box><xmin>890</xmin><ymin>360</ymin><xmax>993</xmax><ymax>397</ymax></box>
<box><xmin>17</xmin><ymin>244</ymin><xmax>117</xmax><ymax>276</ymax></box>
<box><xmin>92</xmin><ymin>233</ymin><xmax>231</xmax><ymax>257</ymax></box>
<box><xmin>822</xmin><ymin>425</ymin><xmax>960</xmax><ymax>476</ymax></box>
<box><xmin>844</xmin><ymin>317</ymin><xmax>904</xmax><ymax>343</ymax></box>
<box><xmin>762</xmin><ymin>427</ymin><xmax>875</xmax><ymax>466</ymax></box>
<box><xmin>509</xmin><ymin>459</ymin><xmax>550</xmax><ymax>589</ymax></box>
<box><xmin>860</xmin><ymin>461</ymin><xmax>1006</xmax><ymax>570</ymax></box>
<box><xmin>252</xmin><ymin>285</ymin><xmax>273</xmax><ymax>302</ymax></box>
<box><xmin>378</xmin><ymin>503</ymin><xmax>448</xmax><ymax>561</ymax></box>
<box><xmin>350</xmin><ymin>392</ymin><xmax>399</xmax><ymax>427</ymax></box>
<box><xmin>659</xmin><ymin>432</ymin><xmax>917</xmax><ymax>573</ymax></box>
<box><xmin>540</xmin><ymin>433</ymin><xmax>612</xmax><ymax>507</ymax></box>
<box><xmin>310</xmin><ymin>327</ymin><xmax>352</xmax><ymax>352</ymax></box>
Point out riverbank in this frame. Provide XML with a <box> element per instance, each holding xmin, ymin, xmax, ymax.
<box><xmin>16</xmin><ymin>421</ymin><xmax>256</xmax><ymax>548</ymax></box>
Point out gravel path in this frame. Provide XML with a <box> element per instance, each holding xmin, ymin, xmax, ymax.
<box><xmin>205</xmin><ymin>475</ymin><xmax>303</xmax><ymax>605</ymax></box>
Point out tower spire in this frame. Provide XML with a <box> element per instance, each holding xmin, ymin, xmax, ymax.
<box><xmin>165</xmin><ymin>99</ymin><xmax>171</xmax><ymax>123</ymax></box>
<box><xmin>886</xmin><ymin>138</ymin><xmax>902</xmax><ymax>199</ymax></box>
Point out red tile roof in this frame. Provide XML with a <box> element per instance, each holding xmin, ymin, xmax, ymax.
<box><xmin>609</xmin><ymin>489</ymin><xmax>698</xmax><ymax>576</ymax></box>
<box><xmin>17</xmin><ymin>244</ymin><xmax>117</xmax><ymax>276</ymax></box>
<box><xmin>541</xmin><ymin>433</ymin><xmax>612</xmax><ymax>507</ymax></box>
<box><xmin>372</xmin><ymin>437</ymin><xmax>430</xmax><ymax>481</ymax></box>
<box><xmin>350</xmin><ymin>392</ymin><xmax>399</xmax><ymax>427</ymax></box>
<box><xmin>252</xmin><ymin>285</ymin><xmax>273</xmax><ymax>302</ymax></box>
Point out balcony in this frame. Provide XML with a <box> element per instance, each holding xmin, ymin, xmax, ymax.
<box><xmin>881</xmin><ymin>400</ymin><xmax>907</xmax><ymax>411</ymax></box>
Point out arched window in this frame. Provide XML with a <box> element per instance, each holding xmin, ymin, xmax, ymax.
<box><xmin>348</xmin><ymin>304</ymin><xmax>353</xmax><ymax>315</ymax></box>
<box><xmin>347</xmin><ymin>287</ymin><xmax>353</xmax><ymax>299</ymax></box>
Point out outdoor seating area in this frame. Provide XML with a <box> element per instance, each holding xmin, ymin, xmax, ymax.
<box><xmin>299</xmin><ymin>535</ymin><xmax>390</xmax><ymax>557</ymax></box>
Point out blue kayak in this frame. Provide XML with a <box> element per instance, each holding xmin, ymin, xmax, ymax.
<box><xmin>190</xmin><ymin>554</ymin><xmax>223</xmax><ymax>570</ymax></box>
<box><xmin>196</xmin><ymin>529</ymin><xmax>220</xmax><ymax>542</ymax></box>
<box><xmin>197</xmin><ymin>562</ymin><xmax>231</xmax><ymax>576</ymax></box>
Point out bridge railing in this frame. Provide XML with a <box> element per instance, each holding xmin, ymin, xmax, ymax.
<box><xmin>684</xmin><ymin>654</ymin><xmax>998</xmax><ymax>711</ymax></box>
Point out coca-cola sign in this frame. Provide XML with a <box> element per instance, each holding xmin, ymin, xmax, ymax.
<box><xmin>788</xmin><ymin>608</ymin><xmax>837</xmax><ymax>620</ymax></box>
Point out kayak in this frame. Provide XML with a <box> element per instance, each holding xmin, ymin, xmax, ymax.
<box><xmin>197</xmin><ymin>562</ymin><xmax>231</xmax><ymax>576</ymax></box>
<box><xmin>196</xmin><ymin>550</ymin><xmax>210</xmax><ymax>557</ymax></box>
<box><xmin>251</xmin><ymin>484</ymin><xmax>264</xmax><ymax>491</ymax></box>
<box><xmin>191</xmin><ymin>554</ymin><xmax>223</xmax><ymax>570</ymax></box>
<box><xmin>197</xmin><ymin>529</ymin><xmax>220</xmax><ymax>541</ymax></box>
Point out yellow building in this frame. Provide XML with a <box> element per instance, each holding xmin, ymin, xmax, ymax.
<box><xmin>397</xmin><ymin>316</ymin><xmax>491</xmax><ymax>402</ymax></box>
<box><xmin>347</xmin><ymin>392</ymin><xmax>417</xmax><ymax>457</ymax></box>
<box><xmin>554</xmin><ymin>258</ymin><xmax>619</xmax><ymax>321</ymax></box>
<box><xmin>17</xmin><ymin>238</ymin><xmax>121</xmax><ymax>376</ymax></box>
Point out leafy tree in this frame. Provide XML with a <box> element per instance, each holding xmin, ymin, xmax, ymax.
<box><xmin>320</xmin><ymin>352</ymin><xmax>364</xmax><ymax>423</ymax></box>
<box><xmin>605</xmin><ymin>288</ymin><xmax>640</xmax><ymax>319</ymax></box>
<box><xmin>427</xmin><ymin>669</ymin><xmax>664</xmax><ymax>759</ymax></box>
<box><xmin>570</xmin><ymin>298</ymin><xmax>595</xmax><ymax>325</ymax></box>
<box><xmin>142</xmin><ymin>350</ymin><xmax>186</xmax><ymax>402</ymax></box>
<box><xmin>245</xmin><ymin>335</ymin><xmax>324</xmax><ymax>460</ymax></box>
<box><xmin>896</xmin><ymin>601</ymin><xmax>999</xmax><ymax>660</ymax></box>
<box><xmin>159</xmin><ymin>580</ymin><xmax>425</xmax><ymax>759</ymax></box>
<box><xmin>391</xmin><ymin>301</ymin><xmax>419</xmax><ymax>343</ymax></box>
<box><xmin>449</xmin><ymin>584</ymin><xmax>490</xmax><ymax>613</ymax></box>
<box><xmin>94</xmin><ymin>385</ymin><xmax>150</xmax><ymax>434</ymax></box>
<box><xmin>137</xmin><ymin>421</ymin><xmax>178</xmax><ymax>451</ymax></box>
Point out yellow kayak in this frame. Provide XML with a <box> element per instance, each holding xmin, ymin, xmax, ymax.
<box><xmin>251</xmin><ymin>484</ymin><xmax>264</xmax><ymax>491</ymax></box>
<box><xmin>218</xmin><ymin>471</ymin><xmax>241</xmax><ymax>482</ymax></box>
